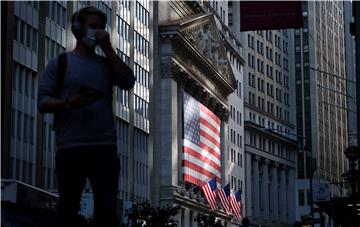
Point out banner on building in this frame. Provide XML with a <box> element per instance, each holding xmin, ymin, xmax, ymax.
<box><xmin>240</xmin><ymin>1</ymin><xmax>303</xmax><ymax>31</ymax></box>
<box><xmin>182</xmin><ymin>92</ymin><xmax>221</xmax><ymax>186</ymax></box>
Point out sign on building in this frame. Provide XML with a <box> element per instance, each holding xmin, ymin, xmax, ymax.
<box><xmin>313</xmin><ymin>182</ymin><xmax>330</xmax><ymax>202</ymax></box>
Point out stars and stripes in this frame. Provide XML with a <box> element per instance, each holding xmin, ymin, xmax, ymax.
<box><xmin>183</xmin><ymin>92</ymin><xmax>221</xmax><ymax>186</ymax></box>
<box><xmin>201</xmin><ymin>177</ymin><xmax>218</xmax><ymax>210</ymax></box>
<box><xmin>230</xmin><ymin>190</ymin><xmax>242</xmax><ymax>220</ymax></box>
<box><xmin>218</xmin><ymin>183</ymin><xmax>232</xmax><ymax>215</ymax></box>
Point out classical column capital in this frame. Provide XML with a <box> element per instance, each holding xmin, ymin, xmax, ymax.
<box><xmin>273</xmin><ymin>162</ymin><xmax>280</xmax><ymax>168</ymax></box>
<box><xmin>264</xmin><ymin>159</ymin><xmax>270</xmax><ymax>165</ymax></box>
<box><xmin>254</xmin><ymin>155</ymin><xmax>261</xmax><ymax>162</ymax></box>
<box><xmin>219</xmin><ymin>107</ymin><xmax>229</xmax><ymax>121</ymax></box>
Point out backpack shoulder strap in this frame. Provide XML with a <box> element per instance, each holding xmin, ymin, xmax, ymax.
<box><xmin>55</xmin><ymin>52</ymin><xmax>67</xmax><ymax>97</ymax></box>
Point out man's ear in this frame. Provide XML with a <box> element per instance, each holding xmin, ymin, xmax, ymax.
<box><xmin>72</xmin><ymin>21</ymin><xmax>85</xmax><ymax>39</ymax></box>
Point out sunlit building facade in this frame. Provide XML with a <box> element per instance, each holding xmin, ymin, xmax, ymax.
<box><xmin>229</xmin><ymin>2</ymin><xmax>298</xmax><ymax>226</ymax></box>
<box><xmin>294</xmin><ymin>1</ymin><xmax>349</xmax><ymax>224</ymax></box>
<box><xmin>3</xmin><ymin>1</ymin><xmax>248</xmax><ymax>226</ymax></box>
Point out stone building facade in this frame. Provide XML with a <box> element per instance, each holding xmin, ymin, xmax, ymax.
<box><xmin>151</xmin><ymin>1</ymin><xmax>243</xmax><ymax>226</ymax></box>
<box><xmin>229</xmin><ymin>2</ymin><xmax>298</xmax><ymax>226</ymax></box>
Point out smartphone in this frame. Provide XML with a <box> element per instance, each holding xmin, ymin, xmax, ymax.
<box><xmin>78</xmin><ymin>85</ymin><xmax>104</xmax><ymax>99</ymax></box>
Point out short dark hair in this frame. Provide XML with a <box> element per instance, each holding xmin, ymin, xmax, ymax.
<box><xmin>242</xmin><ymin>217</ymin><xmax>250</xmax><ymax>225</ymax></box>
<box><xmin>71</xmin><ymin>6</ymin><xmax>107</xmax><ymax>27</ymax></box>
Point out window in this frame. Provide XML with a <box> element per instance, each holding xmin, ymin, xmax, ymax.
<box><xmin>237</xmin><ymin>82</ymin><xmax>242</xmax><ymax>98</ymax></box>
<box><xmin>18</xmin><ymin>66</ymin><xmax>24</xmax><ymax>94</ymax></box>
<box><xmin>17</xmin><ymin>112</ymin><xmax>22</xmax><ymax>140</ymax></box>
<box><xmin>299</xmin><ymin>189</ymin><xmax>305</xmax><ymax>206</ymax></box>
<box><xmin>231</xmin><ymin>148</ymin><xmax>234</xmax><ymax>162</ymax></box>
<box><xmin>307</xmin><ymin>189</ymin><xmax>311</xmax><ymax>205</ymax></box>
<box><xmin>20</xmin><ymin>20</ymin><xmax>25</xmax><ymax>44</ymax></box>
<box><xmin>25</xmin><ymin>69</ymin><xmax>30</xmax><ymax>96</ymax></box>
<box><xmin>32</xmin><ymin>29</ymin><xmax>38</xmax><ymax>52</ymax></box>
<box><xmin>14</xmin><ymin>16</ymin><xmax>20</xmax><ymax>41</ymax></box>
<box><xmin>228</xmin><ymin>13</ymin><xmax>233</xmax><ymax>26</ymax></box>
<box><xmin>11</xmin><ymin>109</ymin><xmax>16</xmax><ymax>139</ymax></box>
<box><xmin>30</xmin><ymin>116</ymin><xmax>35</xmax><ymax>144</ymax></box>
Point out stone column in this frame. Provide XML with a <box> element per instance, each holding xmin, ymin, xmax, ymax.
<box><xmin>155</xmin><ymin>33</ymin><xmax>179</xmax><ymax>206</ymax></box>
<box><xmin>183</xmin><ymin>208</ymin><xmax>190</xmax><ymax>227</ymax></box>
<box><xmin>270</xmin><ymin>162</ymin><xmax>279</xmax><ymax>221</ymax></box>
<box><xmin>261</xmin><ymin>159</ymin><xmax>270</xmax><ymax>220</ymax></box>
<box><xmin>287</xmin><ymin>167</ymin><xmax>296</xmax><ymax>223</ymax></box>
<box><xmin>252</xmin><ymin>155</ymin><xmax>261</xmax><ymax>218</ymax></box>
<box><xmin>245</xmin><ymin>152</ymin><xmax>253</xmax><ymax>218</ymax></box>
<box><xmin>279</xmin><ymin>165</ymin><xmax>288</xmax><ymax>223</ymax></box>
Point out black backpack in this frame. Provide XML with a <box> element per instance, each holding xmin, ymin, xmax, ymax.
<box><xmin>52</xmin><ymin>52</ymin><xmax>67</xmax><ymax>130</ymax></box>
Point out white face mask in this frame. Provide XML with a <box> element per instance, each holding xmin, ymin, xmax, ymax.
<box><xmin>82</xmin><ymin>28</ymin><xmax>98</xmax><ymax>48</ymax></box>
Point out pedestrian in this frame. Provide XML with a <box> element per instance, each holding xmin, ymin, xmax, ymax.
<box><xmin>38</xmin><ymin>6</ymin><xmax>135</xmax><ymax>227</ymax></box>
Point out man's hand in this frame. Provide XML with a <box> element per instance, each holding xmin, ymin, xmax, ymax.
<box><xmin>95</xmin><ymin>29</ymin><xmax>135</xmax><ymax>90</ymax></box>
<box><xmin>95</xmin><ymin>29</ymin><xmax>112</xmax><ymax>50</ymax></box>
<box><xmin>68</xmin><ymin>91</ymin><xmax>99</xmax><ymax>108</ymax></box>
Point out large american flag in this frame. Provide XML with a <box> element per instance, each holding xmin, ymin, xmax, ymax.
<box><xmin>218</xmin><ymin>183</ymin><xmax>231</xmax><ymax>215</ymax></box>
<box><xmin>230</xmin><ymin>190</ymin><xmax>242</xmax><ymax>220</ymax></box>
<box><xmin>183</xmin><ymin>92</ymin><xmax>221</xmax><ymax>186</ymax></box>
<box><xmin>201</xmin><ymin>177</ymin><xmax>218</xmax><ymax>210</ymax></box>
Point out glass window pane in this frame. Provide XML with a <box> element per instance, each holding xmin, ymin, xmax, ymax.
<box><xmin>14</xmin><ymin>17</ymin><xmax>19</xmax><ymax>41</ymax></box>
<box><xmin>20</xmin><ymin>20</ymin><xmax>25</xmax><ymax>44</ymax></box>
<box><xmin>24</xmin><ymin>114</ymin><xmax>28</xmax><ymax>142</ymax></box>
<box><xmin>62</xmin><ymin>8</ymin><xmax>66</xmax><ymax>28</ymax></box>
<box><xmin>25</xmin><ymin>69</ymin><xmax>29</xmax><ymax>96</ymax></box>
<box><xmin>19</xmin><ymin>67</ymin><xmax>23</xmax><ymax>93</ymax></box>
<box><xmin>13</xmin><ymin>63</ymin><xmax>18</xmax><ymax>91</ymax></box>
<box><xmin>11</xmin><ymin>109</ymin><xmax>15</xmax><ymax>138</ymax></box>
<box><xmin>32</xmin><ymin>72</ymin><xmax>36</xmax><ymax>98</ymax></box>
<box><xmin>52</xmin><ymin>2</ymin><xmax>56</xmax><ymax>21</ymax></box>
<box><xmin>57</xmin><ymin>4</ymin><xmax>62</xmax><ymax>25</ymax></box>
<box><xmin>17</xmin><ymin>112</ymin><xmax>22</xmax><ymax>140</ymax></box>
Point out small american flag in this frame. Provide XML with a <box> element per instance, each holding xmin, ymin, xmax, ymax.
<box><xmin>230</xmin><ymin>190</ymin><xmax>242</xmax><ymax>220</ymax></box>
<box><xmin>218</xmin><ymin>183</ymin><xmax>231</xmax><ymax>215</ymax></box>
<box><xmin>183</xmin><ymin>92</ymin><xmax>221</xmax><ymax>186</ymax></box>
<box><xmin>201</xmin><ymin>177</ymin><xmax>218</xmax><ymax>210</ymax></box>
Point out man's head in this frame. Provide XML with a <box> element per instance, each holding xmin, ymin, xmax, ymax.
<box><xmin>71</xmin><ymin>6</ymin><xmax>107</xmax><ymax>47</ymax></box>
<box><xmin>241</xmin><ymin>217</ymin><xmax>250</xmax><ymax>226</ymax></box>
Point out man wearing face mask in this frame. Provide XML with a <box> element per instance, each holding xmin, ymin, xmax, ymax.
<box><xmin>38</xmin><ymin>6</ymin><xmax>135</xmax><ymax>227</ymax></box>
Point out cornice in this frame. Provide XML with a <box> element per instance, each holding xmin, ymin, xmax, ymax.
<box><xmin>244</xmin><ymin>121</ymin><xmax>298</xmax><ymax>147</ymax></box>
<box><xmin>244</xmin><ymin>102</ymin><xmax>296</xmax><ymax>129</ymax></box>
<box><xmin>159</xmin><ymin>13</ymin><xmax>239</xmax><ymax>122</ymax></box>
<box><xmin>172</xmin><ymin>34</ymin><xmax>234</xmax><ymax>99</ymax></box>
<box><xmin>172</xmin><ymin>61</ymin><xmax>230</xmax><ymax>121</ymax></box>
